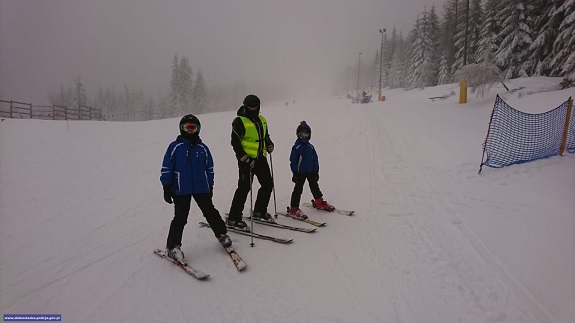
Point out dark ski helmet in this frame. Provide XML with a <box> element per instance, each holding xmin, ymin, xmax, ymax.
<box><xmin>243</xmin><ymin>94</ymin><xmax>261</xmax><ymax>117</ymax></box>
<box><xmin>179</xmin><ymin>114</ymin><xmax>201</xmax><ymax>138</ymax></box>
<box><xmin>296</xmin><ymin>121</ymin><xmax>311</xmax><ymax>142</ymax></box>
<box><xmin>243</xmin><ymin>94</ymin><xmax>260</xmax><ymax>108</ymax></box>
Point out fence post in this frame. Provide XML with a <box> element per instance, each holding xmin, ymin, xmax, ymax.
<box><xmin>560</xmin><ymin>98</ymin><xmax>573</xmax><ymax>156</ymax></box>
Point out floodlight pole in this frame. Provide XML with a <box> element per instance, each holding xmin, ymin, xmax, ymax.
<box><xmin>356</xmin><ymin>52</ymin><xmax>362</xmax><ymax>98</ymax></box>
<box><xmin>378</xmin><ymin>28</ymin><xmax>386</xmax><ymax>101</ymax></box>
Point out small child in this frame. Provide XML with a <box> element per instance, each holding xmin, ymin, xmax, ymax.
<box><xmin>160</xmin><ymin>114</ymin><xmax>231</xmax><ymax>265</ymax></box>
<box><xmin>288</xmin><ymin>121</ymin><xmax>334</xmax><ymax>219</ymax></box>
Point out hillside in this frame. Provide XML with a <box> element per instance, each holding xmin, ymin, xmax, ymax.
<box><xmin>1</xmin><ymin>78</ymin><xmax>574</xmax><ymax>322</ymax></box>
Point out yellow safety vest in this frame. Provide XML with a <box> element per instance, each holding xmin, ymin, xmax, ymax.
<box><xmin>238</xmin><ymin>115</ymin><xmax>267</xmax><ymax>158</ymax></box>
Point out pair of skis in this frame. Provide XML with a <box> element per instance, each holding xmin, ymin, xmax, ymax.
<box><xmin>154</xmin><ymin>242</ymin><xmax>247</xmax><ymax>280</ymax></box>
<box><xmin>302</xmin><ymin>202</ymin><xmax>355</xmax><ymax>216</ymax></box>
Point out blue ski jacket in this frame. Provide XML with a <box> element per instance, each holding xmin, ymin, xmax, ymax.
<box><xmin>160</xmin><ymin>136</ymin><xmax>214</xmax><ymax>195</ymax></box>
<box><xmin>289</xmin><ymin>139</ymin><xmax>319</xmax><ymax>174</ymax></box>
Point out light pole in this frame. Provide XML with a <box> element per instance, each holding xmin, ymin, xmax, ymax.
<box><xmin>464</xmin><ymin>0</ymin><xmax>469</xmax><ymax>66</ymax></box>
<box><xmin>379</xmin><ymin>28</ymin><xmax>386</xmax><ymax>101</ymax></box>
<box><xmin>356</xmin><ymin>52</ymin><xmax>362</xmax><ymax>98</ymax></box>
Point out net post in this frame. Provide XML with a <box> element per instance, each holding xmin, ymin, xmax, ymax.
<box><xmin>479</xmin><ymin>95</ymin><xmax>499</xmax><ymax>174</ymax></box>
<box><xmin>560</xmin><ymin>97</ymin><xmax>573</xmax><ymax>156</ymax></box>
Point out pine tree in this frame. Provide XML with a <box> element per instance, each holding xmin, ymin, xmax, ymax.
<box><xmin>437</xmin><ymin>0</ymin><xmax>458</xmax><ymax>84</ymax></box>
<box><xmin>169</xmin><ymin>55</ymin><xmax>180</xmax><ymax>117</ymax></box>
<box><xmin>406</xmin><ymin>14</ymin><xmax>426</xmax><ymax>88</ymax></box>
<box><xmin>192</xmin><ymin>70</ymin><xmax>207</xmax><ymax>114</ymax></box>
<box><xmin>73</xmin><ymin>77</ymin><xmax>87</xmax><ymax>110</ymax></box>
<box><xmin>467</xmin><ymin>0</ymin><xmax>483</xmax><ymax>64</ymax></box>
<box><xmin>549</xmin><ymin>0</ymin><xmax>575</xmax><ymax>79</ymax></box>
<box><xmin>452</xmin><ymin>0</ymin><xmax>467</xmax><ymax>72</ymax></box>
<box><xmin>179</xmin><ymin>56</ymin><xmax>194</xmax><ymax>114</ymax></box>
<box><xmin>529</xmin><ymin>0</ymin><xmax>561</xmax><ymax>76</ymax></box>
<box><xmin>389</xmin><ymin>32</ymin><xmax>406</xmax><ymax>89</ymax></box>
<box><xmin>476</xmin><ymin>0</ymin><xmax>501</xmax><ymax>65</ymax></box>
<box><xmin>495</xmin><ymin>0</ymin><xmax>533</xmax><ymax>78</ymax></box>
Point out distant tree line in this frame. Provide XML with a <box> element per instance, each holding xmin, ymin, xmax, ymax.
<box><xmin>47</xmin><ymin>54</ymin><xmax>210</xmax><ymax>121</ymax></box>
<box><xmin>343</xmin><ymin>0</ymin><xmax>575</xmax><ymax>95</ymax></box>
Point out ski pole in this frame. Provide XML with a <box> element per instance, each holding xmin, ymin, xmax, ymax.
<box><xmin>269</xmin><ymin>152</ymin><xmax>278</xmax><ymax>218</ymax></box>
<box><xmin>249</xmin><ymin>167</ymin><xmax>255</xmax><ymax>247</ymax></box>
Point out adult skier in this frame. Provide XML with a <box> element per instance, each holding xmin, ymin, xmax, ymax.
<box><xmin>227</xmin><ymin>94</ymin><xmax>275</xmax><ymax>231</ymax></box>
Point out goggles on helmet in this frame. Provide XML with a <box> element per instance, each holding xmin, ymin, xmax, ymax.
<box><xmin>180</xmin><ymin>123</ymin><xmax>200</xmax><ymax>134</ymax></box>
<box><xmin>297</xmin><ymin>131</ymin><xmax>310</xmax><ymax>138</ymax></box>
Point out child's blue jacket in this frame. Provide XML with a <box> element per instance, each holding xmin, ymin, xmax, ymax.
<box><xmin>161</xmin><ymin>136</ymin><xmax>214</xmax><ymax>195</ymax></box>
<box><xmin>289</xmin><ymin>139</ymin><xmax>319</xmax><ymax>174</ymax></box>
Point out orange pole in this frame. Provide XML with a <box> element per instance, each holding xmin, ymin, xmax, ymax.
<box><xmin>560</xmin><ymin>98</ymin><xmax>573</xmax><ymax>156</ymax></box>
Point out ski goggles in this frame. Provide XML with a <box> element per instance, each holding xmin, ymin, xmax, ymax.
<box><xmin>180</xmin><ymin>123</ymin><xmax>200</xmax><ymax>134</ymax></box>
<box><xmin>298</xmin><ymin>131</ymin><xmax>310</xmax><ymax>138</ymax></box>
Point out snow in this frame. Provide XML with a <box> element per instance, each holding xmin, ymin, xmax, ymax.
<box><xmin>1</xmin><ymin>77</ymin><xmax>574</xmax><ymax>323</ymax></box>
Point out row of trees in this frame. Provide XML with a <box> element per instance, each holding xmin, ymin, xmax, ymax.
<box><xmin>47</xmin><ymin>54</ymin><xmax>209</xmax><ymax>121</ymax></box>
<box><xmin>350</xmin><ymin>0</ymin><xmax>574</xmax><ymax>94</ymax></box>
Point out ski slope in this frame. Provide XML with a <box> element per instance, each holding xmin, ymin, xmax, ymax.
<box><xmin>1</xmin><ymin>77</ymin><xmax>574</xmax><ymax>322</ymax></box>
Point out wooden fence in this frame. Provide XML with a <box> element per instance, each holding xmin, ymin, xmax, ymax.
<box><xmin>0</xmin><ymin>99</ymin><xmax>104</xmax><ymax>121</ymax></box>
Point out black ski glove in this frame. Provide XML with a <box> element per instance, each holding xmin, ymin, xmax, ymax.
<box><xmin>267</xmin><ymin>143</ymin><xmax>274</xmax><ymax>153</ymax></box>
<box><xmin>239</xmin><ymin>154</ymin><xmax>256</xmax><ymax>168</ymax></box>
<box><xmin>163</xmin><ymin>185</ymin><xmax>173</xmax><ymax>204</ymax></box>
<box><xmin>292</xmin><ymin>173</ymin><xmax>298</xmax><ymax>183</ymax></box>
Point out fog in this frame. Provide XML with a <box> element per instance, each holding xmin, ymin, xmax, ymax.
<box><xmin>1</xmin><ymin>0</ymin><xmax>447</xmax><ymax>105</ymax></box>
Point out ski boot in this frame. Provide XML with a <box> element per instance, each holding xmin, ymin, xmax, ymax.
<box><xmin>167</xmin><ymin>245</ymin><xmax>187</xmax><ymax>265</ymax></box>
<box><xmin>226</xmin><ymin>217</ymin><xmax>249</xmax><ymax>232</ymax></box>
<box><xmin>218</xmin><ymin>233</ymin><xmax>232</xmax><ymax>248</ymax></box>
<box><xmin>288</xmin><ymin>206</ymin><xmax>308</xmax><ymax>220</ymax></box>
<box><xmin>252</xmin><ymin>211</ymin><xmax>275</xmax><ymax>223</ymax></box>
<box><xmin>313</xmin><ymin>198</ymin><xmax>335</xmax><ymax>211</ymax></box>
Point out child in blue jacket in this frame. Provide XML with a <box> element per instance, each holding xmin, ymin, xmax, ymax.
<box><xmin>160</xmin><ymin>114</ymin><xmax>231</xmax><ymax>265</ymax></box>
<box><xmin>288</xmin><ymin>121</ymin><xmax>334</xmax><ymax>219</ymax></box>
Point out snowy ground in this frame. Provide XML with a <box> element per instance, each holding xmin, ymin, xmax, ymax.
<box><xmin>1</xmin><ymin>77</ymin><xmax>574</xmax><ymax>322</ymax></box>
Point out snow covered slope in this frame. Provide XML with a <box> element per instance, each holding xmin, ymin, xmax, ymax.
<box><xmin>1</xmin><ymin>77</ymin><xmax>574</xmax><ymax>322</ymax></box>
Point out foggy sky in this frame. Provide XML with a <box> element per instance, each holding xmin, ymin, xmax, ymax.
<box><xmin>0</xmin><ymin>0</ymin><xmax>447</xmax><ymax>104</ymax></box>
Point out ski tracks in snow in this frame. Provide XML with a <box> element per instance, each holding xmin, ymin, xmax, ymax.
<box><xmin>353</xmin><ymin>106</ymin><xmax>551</xmax><ymax>322</ymax></box>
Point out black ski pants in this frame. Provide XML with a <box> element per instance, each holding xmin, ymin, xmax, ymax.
<box><xmin>290</xmin><ymin>173</ymin><xmax>323</xmax><ymax>207</ymax></box>
<box><xmin>228</xmin><ymin>157</ymin><xmax>273</xmax><ymax>220</ymax></box>
<box><xmin>166</xmin><ymin>193</ymin><xmax>227</xmax><ymax>249</ymax></box>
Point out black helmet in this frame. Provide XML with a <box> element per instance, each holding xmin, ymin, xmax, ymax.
<box><xmin>243</xmin><ymin>94</ymin><xmax>260</xmax><ymax>108</ymax></box>
<box><xmin>243</xmin><ymin>94</ymin><xmax>261</xmax><ymax>117</ymax></box>
<box><xmin>179</xmin><ymin>114</ymin><xmax>201</xmax><ymax>138</ymax></box>
<box><xmin>296</xmin><ymin>121</ymin><xmax>311</xmax><ymax>142</ymax></box>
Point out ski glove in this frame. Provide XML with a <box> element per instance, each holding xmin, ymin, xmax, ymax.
<box><xmin>239</xmin><ymin>154</ymin><xmax>256</xmax><ymax>168</ymax></box>
<box><xmin>292</xmin><ymin>173</ymin><xmax>298</xmax><ymax>183</ymax></box>
<box><xmin>266</xmin><ymin>143</ymin><xmax>274</xmax><ymax>153</ymax></box>
<box><xmin>163</xmin><ymin>185</ymin><xmax>173</xmax><ymax>204</ymax></box>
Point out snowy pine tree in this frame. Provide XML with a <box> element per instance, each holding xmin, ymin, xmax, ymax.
<box><xmin>495</xmin><ymin>0</ymin><xmax>533</xmax><ymax>78</ymax></box>
<box><xmin>437</xmin><ymin>0</ymin><xmax>458</xmax><ymax>84</ymax></box>
<box><xmin>476</xmin><ymin>0</ymin><xmax>501</xmax><ymax>66</ymax></box>
<box><xmin>549</xmin><ymin>0</ymin><xmax>575</xmax><ymax>79</ymax></box>
<box><xmin>529</xmin><ymin>0</ymin><xmax>561</xmax><ymax>76</ymax></box>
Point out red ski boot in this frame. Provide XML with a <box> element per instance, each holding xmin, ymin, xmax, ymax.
<box><xmin>313</xmin><ymin>198</ymin><xmax>335</xmax><ymax>211</ymax></box>
<box><xmin>288</xmin><ymin>206</ymin><xmax>308</xmax><ymax>220</ymax></box>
